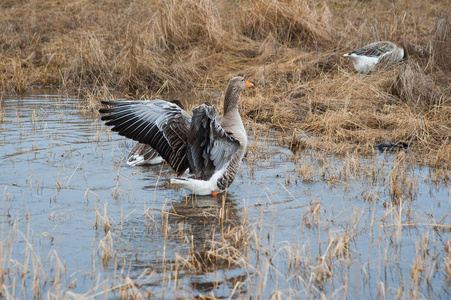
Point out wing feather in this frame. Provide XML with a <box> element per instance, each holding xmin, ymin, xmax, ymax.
<box><xmin>100</xmin><ymin>100</ymin><xmax>191</xmax><ymax>176</ymax></box>
<box><xmin>187</xmin><ymin>103</ymin><xmax>241</xmax><ymax>180</ymax></box>
<box><xmin>128</xmin><ymin>143</ymin><xmax>160</xmax><ymax>161</ymax></box>
<box><xmin>349</xmin><ymin>41</ymin><xmax>394</xmax><ymax>57</ymax></box>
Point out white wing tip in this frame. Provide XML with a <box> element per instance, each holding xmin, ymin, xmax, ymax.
<box><xmin>127</xmin><ymin>155</ymin><xmax>164</xmax><ymax>166</ymax></box>
<box><xmin>127</xmin><ymin>155</ymin><xmax>145</xmax><ymax>166</ymax></box>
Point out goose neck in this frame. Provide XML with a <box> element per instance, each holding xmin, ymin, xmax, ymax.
<box><xmin>223</xmin><ymin>88</ymin><xmax>239</xmax><ymax>115</ymax></box>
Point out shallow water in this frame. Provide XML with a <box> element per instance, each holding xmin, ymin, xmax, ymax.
<box><xmin>0</xmin><ymin>92</ymin><xmax>450</xmax><ymax>299</ymax></box>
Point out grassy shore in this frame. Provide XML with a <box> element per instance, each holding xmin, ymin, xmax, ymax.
<box><xmin>1</xmin><ymin>0</ymin><xmax>450</xmax><ymax>167</ymax></box>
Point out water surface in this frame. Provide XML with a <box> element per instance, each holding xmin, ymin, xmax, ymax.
<box><xmin>0</xmin><ymin>92</ymin><xmax>450</xmax><ymax>299</ymax></box>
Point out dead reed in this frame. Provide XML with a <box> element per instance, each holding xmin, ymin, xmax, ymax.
<box><xmin>1</xmin><ymin>91</ymin><xmax>450</xmax><ymax>299</ymax></box>
<box><xmin>1</xmin><ymin>0</ymin><xmax>450</xmax><ymax>165</ymax></box>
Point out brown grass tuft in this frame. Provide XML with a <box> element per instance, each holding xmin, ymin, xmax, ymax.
<box><xmin>0</xmin><ymin>0</ymin><xmax>450</xmax><ymax>165</ymax></box>
<box><xmin>238</xmin><ymin>0</ymin><xmax>334</xmax><ymax>46</ymax></box>
<box><xmin>430</xmin><ymin>17</ymin><xmax>451</xmax><ymax>71</ymax></box>
<box><xmin>390</xmin><ymin>60</ymin><xmax>443</xmax><ymax>109</ymax></box>
<box><xmin>152</xmin><ymin>0</ymin><xmax>225</xmax><ymax>50</ymax></box>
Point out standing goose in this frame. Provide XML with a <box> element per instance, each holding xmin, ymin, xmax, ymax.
<box><xmin>126</xmin><ymin>100</ymin><xmax>184</xmax><ymax>166</ymax></box>
<box><xmin>343</xmin><ymin>41</ymin><xmax>404</xmax><ymax>74</ymax></box>
<box><xmin>99</xmin><ymin>76</ymin><xmax>254</xmax><ymax>196</ymax></box>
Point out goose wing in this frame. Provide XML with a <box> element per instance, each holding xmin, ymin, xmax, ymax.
<box><xmin>349</xmin><ymin>41</ymin><xmax>394</xmax><ymax>57</ymax></box>
<box><xmin>128</xmin><ymin>143</ymin><xmax>160</xmax><ymax>161</ymax></box>
<box><xmin>100</xmin><ymin>100</ymin><xmax>191</xmax><ymax>176</ymax></box>
<box><xmin>187</xmin><ymin>103</ymin><xmax>241</xmax><ymax>180</ymax></box>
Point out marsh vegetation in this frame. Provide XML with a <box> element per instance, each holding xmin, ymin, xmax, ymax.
<box><xmin>1</xmin><ymin>0</ymin><xmax>450</xmax><ymax>164</ymax></box>
<box><xmin>1</xmin><ymin>0</ymin><xmax>450</xmax><ymax>298</ymax></box>
<box><xmin>0</xmin><ymin>93</ymin><xmax>449</xmax><ymax>299</ymax></box>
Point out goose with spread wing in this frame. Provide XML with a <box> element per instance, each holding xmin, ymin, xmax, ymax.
<box><xmin>343</xmin><ymin>41</ymin><xmax>404</xmax><ymax>74</ymax></box>
<box><xmin>99</xmin><ymin>76</ymin><xmax>254</xmax><ymax>196</ymax></box>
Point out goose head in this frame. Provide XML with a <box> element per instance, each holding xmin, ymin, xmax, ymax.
<box><xmin>227</xmin><ymin>76</ymin><xmax>254</xmax><ymax>92</ymax></box>
<box><xmin>223</xmin><ymin>76</ymin><xmax>253</xmax><ymax>114</ymax></box>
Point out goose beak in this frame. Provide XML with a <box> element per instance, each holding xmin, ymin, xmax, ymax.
<box><xmin>246</xmin><ymin>80</ymin><xmax>254</xmax><ymax>88</ymax></box>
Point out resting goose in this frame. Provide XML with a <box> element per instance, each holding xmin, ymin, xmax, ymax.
<box><xmin>100</xmin><ymin>76</ymin><xmax>254</xmax><ymax>196</ymax></box>
<box><xmin>343</xmin><ymin>41</ymin><xmax>404</xmax><ymax>74</ymax></box>
<box><xmin>126</xmin><ymin>100</ymin><xmax>184</xmax><ymax>166</ymax></box>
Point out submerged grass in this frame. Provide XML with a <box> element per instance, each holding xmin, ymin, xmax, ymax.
<box><xmin>1</xmin><ymin>93</ymin><xmax>450</xmax><ymax>298</ymax></box>
<box><xmin>0</xmin><ymin>3</ymin><xmax>450</xmax><ymax>298</ymax></box>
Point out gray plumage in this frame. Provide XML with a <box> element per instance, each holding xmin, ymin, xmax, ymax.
<box><xmin>126</xmin><ymin>100</ymin><xmax>184</xmax><ymax>166</ymax></box>
<box><xmin>343</xmin><ymin>41</ymin><xmax>404</xmax><ymax>74</ymax></box>
<box><xmin>186</xmin><ymin>102</ymin><xmax>240</xmax><ymax>181</ymax></box>
<box><xmin>100</xmin><ymin>99</ymin><xmax>191</xmax><ymax>175</ymax></box>
<box><xmin>127</xmin><ymin>143</ymin><xmax>161</xmax><ymax>166</ymax></box>
<box><xmin>99</xmin><ymin>76</ymin><xmax>253</xmax><ymax>195</ymax></box>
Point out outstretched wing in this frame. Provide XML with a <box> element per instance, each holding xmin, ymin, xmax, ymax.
<box><xmin>187</xmin><ymin>103</ymin><xmax>241</xmax><ymax>180</ymax></box>
<box><xmin>99</xmin><ymin>100</ymin><xmax>191</xmax><ymax>176</ymax></box>
<box><xmin>128</xmin><ymin>142</ymin><xmax>160</xmax><ymax>161</ymax></box>
<box><xmin>349</xmin><ymin>41</ymin><xmax>394</xmax><ymax>57</ymax></box>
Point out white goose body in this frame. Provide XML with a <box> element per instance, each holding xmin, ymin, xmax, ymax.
<box><xmin>343</xmin><ymin>41</ymin><xmax>404</xmax><ymax>74</ymax></box>
<box><xmin>100</xmin><ymin>76</ymin><xmax>253</xmax><ymax>196</ymax></box>
<box><xmin>344</xmin><ymin>55</ymin><xmax>380</xmax><ymax>74</ymax></box>
<box><xmin>170</xmin><ymin>164</ymin><xmax>228</xmax><ymax>195</ymax></box>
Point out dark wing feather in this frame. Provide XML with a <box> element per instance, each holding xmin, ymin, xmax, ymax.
<box><xmin>349</xmin><ymin>41</ymin><xmax>394</xmax><ymax>57</ymax></box>
<box><xmin>187</xmin><ymin>103</ymin><xmax>241</xmax><ymax>180</ymax></box>
<box><xmin>128</xmin><ymin>143</ymin><xmax>160</xmax><ymax>161</ymax></box>
<box><xmin>100</xmin><ymin>100</ymin><xmax>191</xmax><ymax>176</ymax></box>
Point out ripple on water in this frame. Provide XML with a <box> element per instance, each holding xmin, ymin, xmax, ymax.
<box><xmin>0</xmin><ymin>91</ymin><xmax>449</xmax><ymax>299</ymax></box>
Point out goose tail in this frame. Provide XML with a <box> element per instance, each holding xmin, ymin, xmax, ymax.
<box><xmin>170</xmin><ymin>178</ymin><xmax>219</xmax><ymax>196</ymax></box>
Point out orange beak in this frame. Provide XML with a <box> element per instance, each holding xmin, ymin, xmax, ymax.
<box><xmin>246</xmin><ymin>80</ymin><xmax>254</xmax><ymax>88</ymax></box>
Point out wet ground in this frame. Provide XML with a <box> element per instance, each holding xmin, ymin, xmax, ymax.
<box><xmin>0</xmin><ymin>92</ymin><xmax>450</xmax><ymax>299</ymax></box>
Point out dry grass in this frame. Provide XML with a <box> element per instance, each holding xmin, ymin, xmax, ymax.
<box><xmin>238</xmin><ymin>0</ymin><xmax>333</xmax><ymax>46</ymax></box>
<box><xmin>0</xmin><ymin>0</ymin><xmax>450</xmax><ymax>165</ymax></box>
